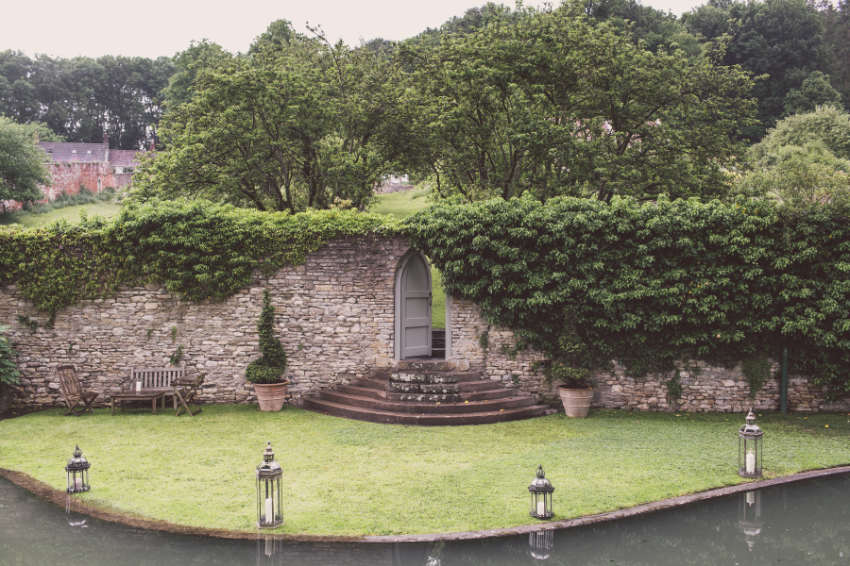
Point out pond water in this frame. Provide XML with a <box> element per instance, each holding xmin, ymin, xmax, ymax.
<box><xmin>1</xmin><ymin>473</ymin><xmax>848</xmax><ymax>565</ymax></box>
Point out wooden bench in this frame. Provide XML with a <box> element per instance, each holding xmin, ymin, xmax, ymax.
<box><xmin>111</xmin><ymin>367</ymin><xmax>184</xmax><ymax>414</ymax></box>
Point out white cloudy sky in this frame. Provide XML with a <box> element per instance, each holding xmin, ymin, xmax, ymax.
<box><xmin>1</xmin><ymin>0</ymin><xmax>706</xmax><ymax>59</ymax></box>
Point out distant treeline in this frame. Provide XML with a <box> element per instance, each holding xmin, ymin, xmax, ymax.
<box><xmin>1</xmin><ymin>0</ymin><xmax>848</xmax><ymax>150</ymax></box>
<box><xmin>0</xmin><ymin>53</ymin><xmax>173</xmax><ymax>150</ymax></box>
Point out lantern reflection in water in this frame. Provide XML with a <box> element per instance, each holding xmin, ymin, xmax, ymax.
<box><xmin>738</xmin><ymin>490</ymin><xmax>763</xmax><ymax>551</ymax></box>
<box><xmin>528</xmin><ymin>529</ymin><xmax>554</xmax><ymax>560</ymax></box>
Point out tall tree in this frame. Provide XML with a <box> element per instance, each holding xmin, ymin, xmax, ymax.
<box><xmin>400</xmin><ymin>5</ymin><xmax>755</xmax><ymax>202</ymax></box>
<box><xmin>820</xmin><ymin>0</ymin><xmax>850</xmax><ymax>107</ymax></box>
<box><xmin>735</xmin><ymin>105</ymin><xmax>850</xmax><ymax>206</ymax></box>
<box><xmin>137</xmin><ymin>21</ymin><xmax>403</xmax><ymax>211</ymax></box>
<box><xmin>0</xmin><ymin>117</ymin><xmax>49</xmax><ymax>207</ymax></box>
<box><xmin>0</xmin><ymin>51</ymin><xmax>172</xmax><ymax>149</ymax></box>
<box><xmin>684</xmin><ymin>0</ymin><xmax>826</xmax><ymax>138</ymax></box>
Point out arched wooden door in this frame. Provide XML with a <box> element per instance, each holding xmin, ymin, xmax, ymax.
<box><xmin>396</xmin><ymin>252</ymin><xmax>432</xmax><ymax>359</ymax></box>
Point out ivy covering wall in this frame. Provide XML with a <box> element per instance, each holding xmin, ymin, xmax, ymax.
<box><xmin>3</xmin><ymin>196</ymin><xmax>850</xmax><ymax>397</ymax></box>
<box><xmin>404</xmin><ymin>197</ymin><xmax>850</xmax><ymax>397</ymax></box>
<box><xmin>0</xmin><ymin>199</ymin><xmax>395</xmax><ymax>321</ymax></box>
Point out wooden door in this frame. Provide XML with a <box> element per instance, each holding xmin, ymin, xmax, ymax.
<box><xmin>400</xmin><ymin>253</ymin><xmax>432</xmax><ymax>358</ymax></box>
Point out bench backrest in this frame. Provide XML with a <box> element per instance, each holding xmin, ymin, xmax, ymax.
<box><xmin>131</xmin><ymin>367</ymin><xmax>184</xmax><ymax>390</ymax></box>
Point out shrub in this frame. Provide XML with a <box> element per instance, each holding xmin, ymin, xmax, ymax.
<box><xmin>0</xmin><ymin>325</ymin><xmax>20</xmax><ymax>386</ymax></box>
<box><xmin>245</xmin><ymin>290</ymin><xmax>287</xmax><ymax>384</ymax></box>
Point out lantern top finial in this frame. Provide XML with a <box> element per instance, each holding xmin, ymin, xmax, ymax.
<box><xmin>528</xmin><ymin>465</ymin><xmax>554</xmax><ymax>493</ymax></box>
<box><xmin>739</xmin><ymin>408</ymin><xmax>763</xmax><ymax>437</ymax></box>
<box><xmin>257</xmin><ymin>441</ymin><xmax>282</xmax><ymax>477</ymax></box>
<box><xmin>65</xmin><ymin>445</ymin><xmax>90</xmax><ymax>472</ymax></box>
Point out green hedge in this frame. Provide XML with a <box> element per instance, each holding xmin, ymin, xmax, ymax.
<box><xmin>0</xmin><ymin>199</ymin><xmax>395</xmax><ymax>322</ymax></box>
<box><xmin>404</xmin><ymin>196</ymin><xmax>850</xmax><ymax>396</ymax></box>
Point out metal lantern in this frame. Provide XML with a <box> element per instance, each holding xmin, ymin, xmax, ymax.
<box><xmin>256</xmin><ymin>441</ymin><xmax>283</xmax><ymax>528</ymax></box>
<box><xmin>738</xmin><ymin>490</ymin><xmax>763</xmax><ymax>552</ymax></box>
<box><xmin>737</xmin><ymin>408</ymin><xmax>764</xmax><ymax>478</ymax></box>
<box><xmin>528</xmin><ymin>465</ymin><xmax>554</xmax><ymax>519</ymax></box>
<box><xmin>528</xmin><ymin>529</ymin><xmax>554</xmax><ymax>560</ymax></box>
<box><xmin>65</xmin><ymin>445</ymin><xmax>90</xmax><ymax>493</ymax></box>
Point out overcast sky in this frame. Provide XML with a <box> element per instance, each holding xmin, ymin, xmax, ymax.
<box><xmin>1</xmin><ymin>0</ymin><xmax>706</xmax><ymax>60</ymax></box>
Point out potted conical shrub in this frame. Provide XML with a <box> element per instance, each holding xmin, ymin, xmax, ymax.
<box><xmin>247</xmin><ymin>290</ymin><xmax>289</xmax><ymax>411</ymax></box>
<box><xmin>548</xmin><ymin>361</ymin><xmax>593</xmax><ymax>418</ymax></box>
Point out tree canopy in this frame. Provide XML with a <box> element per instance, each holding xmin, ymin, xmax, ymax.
<box><xmin>735</xmin><ymin>106</ymin><xmax>850</xmax><ymax>206</ymax></box>
<box><xmin>398</xmin><ymin>4</ymin><xmax>755</xmax><ymax>202</ymax></box>
<box><xmin>136</xmin><ymin>21</ymin><xmax>404</xmax><ymax>212</ymax></box>
<box><xmin>0</xmin><ymin>51</ymin><xmax>172</xmax><ymax>149</ymax></box>
<box><xmin>0</xmin><ymin>117</ymin><xmax>49</xmax><ymax>206</ymax></box>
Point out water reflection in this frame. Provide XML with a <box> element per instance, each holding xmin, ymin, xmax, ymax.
<box><xmin>738</xmin><ymin>490</ymin><xmax>762</xmax><ymax>552</ymax></box>
<box><xmin>65</xmin><ymin>495</ymin><xmax>88</xmax><ymax>529</ymax></box>
<box><xmin>1</xmin><ymin>474</ymin><xmax>849</xmax><ymax>565</ymax></box>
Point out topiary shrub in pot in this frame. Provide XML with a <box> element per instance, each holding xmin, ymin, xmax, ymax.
<box><xmin>548</xmin><ymin>361</ymin><xmax>593</xmax><ymax>418</ymax></box>
<box><xmin>246</xmin><ymin>291</ymin><xmax>289</xmax><ymax>411</ymax></box>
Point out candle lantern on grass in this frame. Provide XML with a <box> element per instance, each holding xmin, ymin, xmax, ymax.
<box><xmin>256</xmin><ymin>441</ymin><xmax>283</xmax><ymax>528</ymax></box>
<box><xmin>65</xmin><ymin>445</ymin><xmax>90</xmax><ymax>493</ymax></box>
<box><xmin>528</xmin><ymin>465</ymin><xmax>554</xmax><ymax>519</ymax></box>
<box><xmin>738</xmin><ymin>409</ymin><xmax>763</xmax><ymax>478</ymax></box>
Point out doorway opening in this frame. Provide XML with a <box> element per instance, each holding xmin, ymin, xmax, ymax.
<box><xmin>394</xmin><ymin>251</ymin><xmax>447</xmax><ymax>360</ymax></box>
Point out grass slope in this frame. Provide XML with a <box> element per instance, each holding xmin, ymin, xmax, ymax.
<box><xmin>369</xmin><ymin>187</ymin><xmax>445</xmax><ymax>329</ymax></box>
<box><xmin>1</xmin><ymin>201</ymin><xmax>123</xmax><ymax>228</ymax></box>
<box><xmin>1</xmin><ymin>407</ymin><xmax>847</xmax><ymax>536</ymax></box>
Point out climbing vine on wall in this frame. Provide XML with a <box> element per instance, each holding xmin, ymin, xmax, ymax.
<box><xmin>404</xmin><ymin>196</ymin><xmax>850</xmax><ymax>397</ymax></box>
<box><xmin>0</xmin><ymin>198</ymin><xmax>395</xmax><ymax>322</ymax></box>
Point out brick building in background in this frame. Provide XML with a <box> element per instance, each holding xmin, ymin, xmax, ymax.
<box><xmin>37</xmin><ymin>134</ymin><xmax>144</xmax><ymax>200</ymax></box>
<box><xmin>2</xmin><ymin>134</ymin><xmax>147</xmax><ymax>212</ymax></box>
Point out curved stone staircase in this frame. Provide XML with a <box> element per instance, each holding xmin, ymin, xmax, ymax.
<box><xmin>302</xmin><ymin>360</ymin><xmax>554</xmax><ymax>425</ymax></box>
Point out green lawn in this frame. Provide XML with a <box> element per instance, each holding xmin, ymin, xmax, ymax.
<box><xmin>1</xmin><ymin>201</ymin><xmax>123</xmax><ymax>228</ymax></box>
<box><xmin>1</xmin><ymin>407</ymin><xmax>847</xmax><ymax>536</ymax></box>
<box><xmin>368</xmin><ymin>186</ymin><xmax>432</xmax><ymax>219</ymax></box>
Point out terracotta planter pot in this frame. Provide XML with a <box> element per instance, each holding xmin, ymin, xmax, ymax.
<box><xmin>558</xmin><ymin>386</ymin><xmax>593</xmax><ymax>418</ymax></box>
<box><xmin>253</xmin><ymin>382</ymin><xmax>289</xmax><ymax>412</ymax></box>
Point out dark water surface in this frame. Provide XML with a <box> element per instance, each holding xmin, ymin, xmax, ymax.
<box><xmin>1</xmin><ymin>474</ymin><xmax>848</xmax><ymax>565</ymax></box>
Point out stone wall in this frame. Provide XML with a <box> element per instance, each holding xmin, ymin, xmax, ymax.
<box><xmin>2</xmin><ymin>233</ymin><xmax>848</xmax><ymax>413</ymax></box>
<box><xmin>0</xmin><ymin>236</ymin><xmax>409</xmax><ymax>410</ymax></box>
<box><xmin>449</xmin><ymin>298</ymin><xmax>850</xmax><ymax>413</ymax></box>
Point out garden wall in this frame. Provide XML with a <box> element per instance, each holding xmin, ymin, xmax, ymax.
<box><xmin>0</xmin><ymin>236</ymin><xmax>408</xmax><ymax>410</ymax></box>
<box><xmin>1</xmin><ymin>234</ymin><xmax>847</xmax><ymax>413</ymax></box>
<box><xmin>452</xmin><ymin>298</ymin><xmax>850</xmax><ymax>413</ymax></box>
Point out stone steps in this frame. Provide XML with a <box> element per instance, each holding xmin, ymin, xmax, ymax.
<box><xmin>302</xmin><ymin>362</ymin><xmax>552</xmax><ymax>426</ymax></box>
<box><xmin>318</xmin><ymin>390</ymin><xmax>537</xmax><ymax>414</ymax></box>
<box><xmin>302</xmin><ymin>396</ymin><xmax>552</xmax><ymax>426</ymax></box>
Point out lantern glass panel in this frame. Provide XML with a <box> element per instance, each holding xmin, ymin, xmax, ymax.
<box><xmin>65</xmin><ymin>445</ymin><xmax>90</xmax><ymax>493</ymax></box>
<box><xmin>737</xmin><ymin>410</ymin><xmax>764</xmax><ymax>478</ymax></box>
<box><xmin>528</xmin><ymin>465</ymin><xmax>554</xmax><ymax>519</ymax></box>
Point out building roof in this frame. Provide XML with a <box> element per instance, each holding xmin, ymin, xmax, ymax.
<box><xmin>109</xmin><ymin>149</ymin><xmax>141</xmax><ymax>167</ymax></box>
<box><xmin>38</xmin><ymin>142</ymin><xmax>143</xmax><ymax>167</ymax></box>
<box><xmin>40</xmin><ymin>142</ymin><xmax>108</xmax><ymax>163</ymax></box>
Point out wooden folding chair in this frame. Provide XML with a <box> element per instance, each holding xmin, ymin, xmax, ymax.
<box><xmin>57</xmin><ymin>366</ymin><xmax>99</xmax><ymax>416</ymax></box>
<box><xmin>173</xmin><ymin>373</ymin><xmax>205</xmax><ymax>416</ymax></box>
